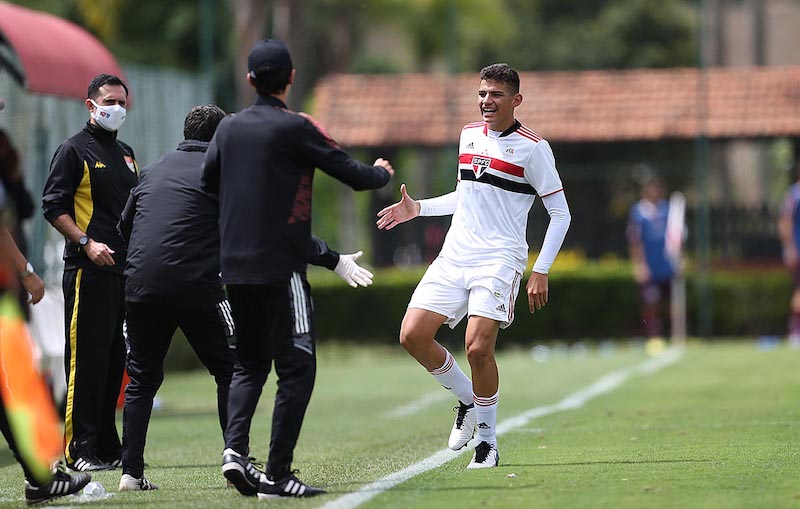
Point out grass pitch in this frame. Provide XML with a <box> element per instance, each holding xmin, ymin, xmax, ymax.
<box><xmin>1</xmin><ymin>340</ymin><xmax>798</xmax><ymax>508</ymax></box>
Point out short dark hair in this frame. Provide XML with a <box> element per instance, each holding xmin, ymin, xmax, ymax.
<box><xmin>250</xmin><ymin>68</ymin><xmax>292</xmax><ymax>97</ymax></box>
<box><xmin>479</xmin><ymin>63</ymin><xmax>520</xmax><ymax>94</ymax></box>
<box><xmin>87</xmin><ymin>74</ymin><xmax>129</xmax><ymax>100</ymax></box>
<box><xmin>183</xmin><ymin>105</ymin><xmax>226</xmax><ymax>142</ymax></box>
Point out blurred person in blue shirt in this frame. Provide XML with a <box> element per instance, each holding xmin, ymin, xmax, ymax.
<box><xmin>778</xmin><ymin>162</ymin><xmax>800</xmax><ymax>347</ymax></box>
<box><xmin>627</xmin><ymin>174</ymin><xmax>675</xmax><ymax>339</ymax></box>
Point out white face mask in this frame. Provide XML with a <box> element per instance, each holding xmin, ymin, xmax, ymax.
<box><xmin>90</xmin><ymin>99</ymin><xmax>126</xmax><ymax>132</ymax></box>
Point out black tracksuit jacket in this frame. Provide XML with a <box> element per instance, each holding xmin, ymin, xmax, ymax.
<box><xmin>42</xmin><ymin>122</ymin><xmax>138</xmax><ymax>274</ymax></box>
<box><xmin>201</xmin><ymin>95</ymin><xmax>391</xmax><ymax>285</ymax></box>
<box><xmin>119</xmin><ymin>140</ymin><xmax>345</xmax><ymax>304</ymax></box>
<box><xmin>118</xmin><ymin>140</ymin><xmax>224</xmax><ymax>305</ymax></box>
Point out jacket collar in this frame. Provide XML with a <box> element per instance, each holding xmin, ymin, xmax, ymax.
<box><xmin>84</xmin><ymin>121</ymin><xmax>118</xmax><ymax>140</ymax></box>
<box><xmin>177</xmin><ymin>140</ymin><xmax>209</xmax><ymax>152</ymax></box>
<box><xmin>254</xmin><ymin>95</ymin><xmax>288</xmax><ymax>109</ymax></box>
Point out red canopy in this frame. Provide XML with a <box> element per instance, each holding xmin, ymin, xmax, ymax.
<box><xmin>0</xmin><ymin>1</ymin><xmax>126</xmax><ymax>100</ymax></box>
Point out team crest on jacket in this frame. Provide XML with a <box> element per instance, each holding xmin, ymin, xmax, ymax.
<box><xmin>471</xmin><ymin>156</ymin><xmax>491</xmax><ymax>178</ymax></box>
<box><xmin>124</xmin><ymin>155</ymin><xmax>136</xmax><ymax>173</ymax></box>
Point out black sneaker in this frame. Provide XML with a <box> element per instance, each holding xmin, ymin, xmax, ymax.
<box><xmin>257</xmin><ymin>471</ymin><xmax>326</xmax><ymax>499</ymax></box>
<box><xmin>222</xmin><ymin>448</ymin><xmax>262</xmax><ymax>496</ymax></box>
<box><xmin>67</xmin><ymin>452</ymin><xmax>113</xmax><ymax>472</ymax></box>
<box><xmin>25</xmin><ymin>470</ymin><xmax>91</xmax><ymax>505</ymax></box>
<box><xmin>105</xmin><ymin>458</ymin><xmax>123</xmax><ymax>469</ymax></box>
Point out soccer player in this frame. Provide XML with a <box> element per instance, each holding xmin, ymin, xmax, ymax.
<box><xmin>377</xmin><ymin>63</ymin><xmax>571</xmax><ymax>468</ymax></box>
<box><xmin>627</xmin><ymin>175</ymin><xmax>675</xmax><ymax>339</ymax></box>
<box><xmin>778</xmin><ymin>162</ymin><xmax>800</xmax><ymax>347</ymax></box>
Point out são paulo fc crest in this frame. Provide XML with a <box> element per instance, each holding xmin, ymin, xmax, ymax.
<box><xmin>471</xmin><ymin>156</ymin><xmax>491</xmax><ymax>178</ymax></box>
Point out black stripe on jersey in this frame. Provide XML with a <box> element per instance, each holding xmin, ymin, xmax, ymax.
<box><xmin>460</xmin><ymin>169</ymin><xmax>536</xmax><ymax>195</ymax></box>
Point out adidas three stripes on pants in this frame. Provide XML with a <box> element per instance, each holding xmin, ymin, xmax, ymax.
<box><xmin>224</xmin><ymin>272</ymin><xmax>316</xmax><ymax>478</ymax></box>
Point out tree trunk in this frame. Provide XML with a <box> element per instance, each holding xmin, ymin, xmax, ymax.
<box><xmin>229</xmin><ymin>0</ymin><xmax>269</xmax><ymax>109</ymax></box>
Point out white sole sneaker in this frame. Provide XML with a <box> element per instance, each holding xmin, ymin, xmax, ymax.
<box><xmin>119</xmin><ymin>473</ymin><xmax>159</xmax><ymax>491</ymax></box>
<box><xmin>448</xmin><ymin>401</ymin><xmax>477</xmax><ymax>450</ymax></box>
<box><xmin>466</xmin><ymin>441</ymin><xmax>499</xmax><ymax>469</ymax></box>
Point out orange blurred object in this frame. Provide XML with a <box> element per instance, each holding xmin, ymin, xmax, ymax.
<box><xmin>0</xmin><ymin>294</ymin><xmax>63</xmax><ymax>484</ymax></box>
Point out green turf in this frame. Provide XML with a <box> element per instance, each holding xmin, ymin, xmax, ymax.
<box><xmin>1</xmin><ymin>341</ymin><xmax>798</xmax><ymax>508</ymax></box>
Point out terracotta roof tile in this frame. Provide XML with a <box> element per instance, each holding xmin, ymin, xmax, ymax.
<box><xmin>312</xmin><ymin>66</ymin><xmax>800</xmax><ymax>146</ymax></box>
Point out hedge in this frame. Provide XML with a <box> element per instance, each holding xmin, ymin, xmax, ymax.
<box><xmin>162</xmin><ymin>263</ymin><xmax>793</xmax><ymax>371</ymax></box>
<box><xmin>307</xmin><ymin>264</ymin><xmax>793</xmax><ymax>343</ymax></box>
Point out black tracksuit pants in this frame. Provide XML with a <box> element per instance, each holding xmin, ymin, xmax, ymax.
<box><xmin>224</xmin><ymin>272</ymin><xmax>316</xmax><ymax>478</ymax></box>
<box><xmin>62</xmin><ymin>268</ymin><xmax>126</xmax><ymax>464</ymax></box>
<box><xmin>121</xmin><ymin>301</ymin><xmax>236</xmax><ymax>478</ymax></box>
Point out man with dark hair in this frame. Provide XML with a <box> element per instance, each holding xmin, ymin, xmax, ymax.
<box><xmin>202</xmin><ymin>38</ymin><xmax>394</xmax><ymax>499</ymax></box>
<box><xmin>378</xmin><ymin>62</ymin><xmax>571</xmax><ymax>469</ymax></box>
<box><xmin>42</xmin><ymin>73</ymin><xmax>137</xmax><ymax>472</ymax></box>
<box><xmin>115</xmin><ymin>104</ymin><xmax>229</xmax><ymax>492</ymax></box>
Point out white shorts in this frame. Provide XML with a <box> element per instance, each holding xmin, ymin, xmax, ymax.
<box><xmin>408</xmin><ymin>257</ymin><xmax>522</xmax><ymax>329</ymax></box>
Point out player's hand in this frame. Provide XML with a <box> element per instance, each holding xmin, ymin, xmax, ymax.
<box><xmin>374</xmin><ymin>158</ymin><xmax>395</xmax><ymax>179</ymax></box>
<box><xmin>84</xmin><ymin>239</ymin><xmax>116</xmax><ymax>266</ymax></box>
<box><xmin>526</xmin><ymin>271</ymin><xmax>549</xmax><ymax>313</ymax></box>
<box><xmin>334</xmin><ymin>251</ymin><xmax>374</xmax><ymax>288</ymax></box>
<box><xmin>376</xmin><ymin>184</ymin><xmax>420</xmax><ymax>230</ymax></box>
<box><xmin>21</xmin><ymin>272</ymin><xmax>45</xmax><ymax>304</ymax></box>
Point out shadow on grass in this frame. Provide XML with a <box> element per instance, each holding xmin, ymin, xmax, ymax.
<box><xmin>320</xmin><ymin>482</ymin><xmax>544</xmax><ymax>494</ymax></box>
<box><xmin>502</xmin><ymin>458</ymin><xmax>711</xmax><ymax>467</ymax></box>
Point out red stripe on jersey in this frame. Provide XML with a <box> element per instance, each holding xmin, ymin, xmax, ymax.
<box><xmin>517</xmin><ymin>131</ymin><xmax>541</xmax><ymax>143</ymax></box>
<box><xmin>459</xmin><ymin>153</ymin><xmax>525</xmax><ymax>178</ymax></box>
<box><xmin>462</xmin><ymin>122</ymin><xmax>484</xmax><ymax>130</ymax></box>
<box><xmin>540</xmin><ymin>188</ymin><xmax>563</xmax><ymax>197</ymax></box>
<box><xmin>518</xmin><ymin>126</ymin><xmax>542</xmax><ymax>141</ymax></box>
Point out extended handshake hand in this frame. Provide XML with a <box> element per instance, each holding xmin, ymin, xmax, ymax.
<box><xmin>334</xmin><ymin>250</ymin><xmax>374</xmax><ymax>288</ymax></box>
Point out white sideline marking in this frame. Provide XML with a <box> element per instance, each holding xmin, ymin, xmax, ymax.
<box><xmin>321</xmin><ymin>347</ymin><xmax>683</xmax><ymax>509</ymax></box>
<box><xmin>384</xmin><ymin>391</ymin><xmax>450</xmax><ymax>418</ymax></box>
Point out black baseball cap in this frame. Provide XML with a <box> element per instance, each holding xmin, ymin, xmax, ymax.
<box><xmin>247</xmin><ymin>38</ymin><xmax>293</xmax><ymax>75</ymax></box>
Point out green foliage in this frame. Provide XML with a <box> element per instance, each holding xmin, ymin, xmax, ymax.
<box><xmin>305</xmin><ymin>263</ymin><xmax>791</xmax><ymax>345</ymax></box>
<box><xmin>504</xmin><ymin>0</ymin><xmax>696</xmax><ymax>70</ymax></box>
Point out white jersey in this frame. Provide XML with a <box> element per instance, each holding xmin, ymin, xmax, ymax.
<box><xmin>439</xmin><ymin>121</ymin><xmax>563</xmax><ymax>274</ymax></box>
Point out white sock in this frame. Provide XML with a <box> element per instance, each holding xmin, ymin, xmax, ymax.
<box><xmin>473</xmin><ymin>391</ymin><xmax>499</xmax><ymax>444</ymax></box>
<box><xmin>429</xmin><ymin>349</ymin><xmax>473</xmax><ymax>405</ymax></box>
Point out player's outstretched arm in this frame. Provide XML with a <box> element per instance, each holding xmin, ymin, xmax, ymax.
<box><xmin>376</xmin><ymin>184</ymin><xmax>420</xmax><ymax>230</ymax></box>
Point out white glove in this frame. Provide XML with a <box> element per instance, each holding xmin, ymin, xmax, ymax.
<box><xmin>333</xmin><ymin>251</ymin><xmax>374</xmax><ymax>288</ymax></box>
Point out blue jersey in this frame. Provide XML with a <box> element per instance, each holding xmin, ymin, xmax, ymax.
<box><xmin>781</xmin><ymin>183</ymin><xmax>800</xmax><ymax>251</ymax></box>
<box><xmin>627</xmin><ymin>199</ymin><xmax>674</xmax><ymax>282</ymax></box>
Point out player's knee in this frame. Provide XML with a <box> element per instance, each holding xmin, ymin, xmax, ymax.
<box><xmin>466</xmin><ymin>341</ymin><xmax>493</xmax><ymax>366</ymax></box>
<box><xmin>399</xmin><ymin>323</ymin><xmax>428</xmax><ymax>353</ymax></box>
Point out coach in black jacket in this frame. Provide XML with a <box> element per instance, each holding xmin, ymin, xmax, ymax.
<box><xmin>202</xmin><ymin>38</ymin><xmax>394</xmax><ymax>499</ymax></box>
<box><xmin>42</xmin><ymin>74</ymin><xmax>137</xmax><ymax>472</ymax></box>
<box><xmin>116</xmin><ymin>105</ymin><xmax>232</xmax><ymax>492</ymax></box>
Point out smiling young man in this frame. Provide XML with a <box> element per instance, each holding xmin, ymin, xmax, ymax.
<box><xmin>377</xmin><ymin>63</ymin><xmax>571</xmax><ymax>468</ymax></box>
